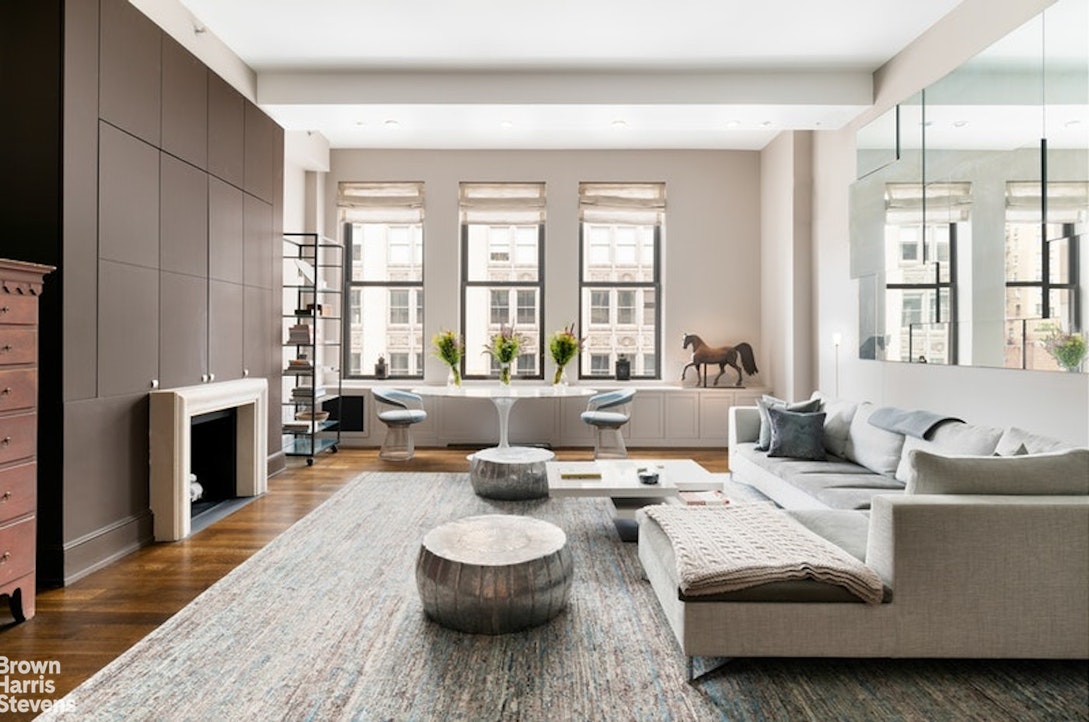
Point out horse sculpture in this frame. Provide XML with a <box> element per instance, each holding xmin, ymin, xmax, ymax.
<box><xmin>681</xmin><ymin>333</ymin><xmax>759</xmax><ymax>387</ymax></box>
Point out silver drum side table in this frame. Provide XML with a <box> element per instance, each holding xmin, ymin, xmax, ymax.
<box><xmin>415</xmin><ymin>514</ymin><xmax>573</xmax><ymax>634</ymax></box>
<box><xmin>469</xmin><ymin>446</ymin><xmax>555</xmax><ymax>500</ymax></box>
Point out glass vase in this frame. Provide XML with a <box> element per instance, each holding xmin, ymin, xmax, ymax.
<box><xmin>499</xmin><ymin>362</ymin><xmax>512</xmax><ymax>385</ymax></box>
<box><xmin>446</xmin><ymin>366</ymin><xmax>461</xmax><ymax>388</ymax></box>
<box><xmin>552</xmin><ymin>365</ymin><xmax>568</xmax><ymax>386</ymax></box>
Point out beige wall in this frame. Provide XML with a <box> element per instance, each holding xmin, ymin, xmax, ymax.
<box><xmin>326</xmin><ymin>149</ymin><xmax>766</xmax><ymax>387</ymax></box>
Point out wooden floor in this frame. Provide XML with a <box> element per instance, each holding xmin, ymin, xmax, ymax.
<box><xmin>0</xmin><ymin>447</ymin><xmax>726</xmax><ymax>718</ymax></box>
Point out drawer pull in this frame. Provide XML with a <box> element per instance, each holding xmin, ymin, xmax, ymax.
<box><xmin>1</xmin><ymin>387</ymin><xmax>10</xmax><ymax>396</ymax></box>
<box><xmin>0</xmin><ymin>551</ymin><xmax>9</xmax><ymax>564</ymax></box>
<box><xmin>0</xmin><ymin>305</ymin><xmax>8</xmax><ymax>314</ymax></box>
<box><xmin>0</xmin><ymin>490</ymin><xmax>10</xmax><ymax>501</ymax></box>
<box><xmin>1</xmin><ymin>437</ymin><xmax>9</xmax><ymax>446</ymax></box>
<box><xmin>1</xmin><ymin>344</ymin><xmax>11</xmax><ymax>353</ymax></box>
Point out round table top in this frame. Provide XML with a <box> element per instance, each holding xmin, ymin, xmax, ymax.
<box><xmin>471</xmin><ymin>446</ymin><xmax>555</xmax><ymax>464</ymax></box>
<box><xmin>421</xmin><ymin>514</ymin><xmax>567</xmax><ymax>566</ymax></box>
<box><xmin>411</xmin><ymin>384</ymin><xmax>597</xmax><ymax>400</ymax></box>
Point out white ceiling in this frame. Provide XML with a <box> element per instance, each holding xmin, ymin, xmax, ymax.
<box><xmin>173</xmin><ymin>0</ymin><xmax>967</xmax><ymax>150</ymax></box>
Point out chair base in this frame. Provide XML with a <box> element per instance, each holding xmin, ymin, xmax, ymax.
<box><xmin>592</xmin><ymin>426</ymin><xmax>628</xmax><ymax>459</ymax></box>
<box><xmin>379</xmin><ymin>423</ymin><xmax>416</xmax><ymax>461</ymax></box>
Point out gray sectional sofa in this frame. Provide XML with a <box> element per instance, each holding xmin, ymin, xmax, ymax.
<box><xmin>637</xmin><ymin>392</ymin><xmax>1089</xmax><ymax>674</ymax></box>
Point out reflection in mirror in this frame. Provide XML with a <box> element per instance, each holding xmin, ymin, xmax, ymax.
<box><xmin>856</xmin><ymin>105</ymin><xmax>898</xmax><ymax>179</ymax></box>
<box><xmin>851</xmin><ymin>0</ymin><xmax>1088</xmax><ymax>372</ymax></box>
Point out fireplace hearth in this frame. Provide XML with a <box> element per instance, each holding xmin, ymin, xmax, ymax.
<box><xmin>150</xmin><ymin>378</ymin><xmax>269</xmax><ymax>541</ymax></box>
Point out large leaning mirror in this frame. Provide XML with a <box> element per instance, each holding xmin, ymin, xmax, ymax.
<box><xmin>851</xmin><ymin>0</ymin><xmax>1089</xmax><ymax>371</ymax></box>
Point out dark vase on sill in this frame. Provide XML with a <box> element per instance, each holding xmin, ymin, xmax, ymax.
<box><xmin>615</xmin><ymin>356</ymin><xmax>631</xmax><ymax>381</ymax></box>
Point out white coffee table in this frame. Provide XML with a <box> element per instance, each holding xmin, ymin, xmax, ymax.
<box><xmin>547</xmin><ymin>459</ymin><xmax>719</xmax><ymax>540</ymax></box>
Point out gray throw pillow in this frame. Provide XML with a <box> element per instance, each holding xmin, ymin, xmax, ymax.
<box><xmin>755</xmin><ymin>395</ymin><xmax>822</xmax><ymax>451</ymax></box>
<box><xmin>906</xmin><ymin>448</ymin><xmax>1089</xmax><ymax>495</ymax></box>
<box><xmin>767</xmin><ymin>407</ymin><xmax>827</xmax><ymax>461</ymax></box>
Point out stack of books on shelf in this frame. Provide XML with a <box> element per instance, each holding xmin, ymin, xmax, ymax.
<box><xmin>291</xmin><ymin>385</ymin><xmax>325</xmax><ymax>401</ymax></box>
<box><xmin>286</xmin><ymin>358</ymin><xmax>313</xmax><ymax>373</ymax></box>
<box><xmin>287</xmin><ymin>324</ymin><xmax>311</xmax><ymax>345</ymax></box>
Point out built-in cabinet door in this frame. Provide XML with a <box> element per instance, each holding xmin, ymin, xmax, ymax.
<box><xmin>207</xmin><ymin>74</ymin><xmax>244</xmax><ymax>188</ymax></box>
<box><xmin>243</xmin><ymin>195</ymin><xmax>274</xmax><ymax>289</ymax></box>
<box><xmin>161</xmin><ymin>36</ymin><xmax>207</xmax><ymax>170</ymax></box>
<box><xmin>627</xmin><ymin>393</ymin><xmax>663</xmax><ymax>442</ymax></box>
<box><xmin>664</xmin><ymin>392</ymin><xmax>700</xmax><ymax>440</ymax></box>
<box><xmin>209</xmin><ymin>178</ymin><xmax>244</xmax><ymax>284</ymax></box>
<box><xmin>98</xmin><ymin>123</ymin><xmax>160</xmax><ymax>269</ymax></box>
<box><xmin>244</xmin><ymin>104</ymin><xmax>277</xmax><ymax>204</ymax></box>
<box><xmin>97</xmin><ymin>261</ymin><xmax>159</xmax><ymax>397</ymax></box>
<box><xmin>99</xmin><ymin>0</ymin><xmax>160</xmax><ymax>146</ymax></box>
<box><xmin>699</xmin><ymin>393</ymin><xmax>733</xmax><ymax>442</ymax></box>
<box><xmin>159</xmin><ymin>272</ymin><xmax>208</xmax><ymax>388</ymax></box>
<box><xmin>160</xmin><ymin>154</ymin><xmax>208</xmax><ymax>277</ymax></box>
<box><xmin>209</xmin><ymin>281</ymin><xmax>245</xmax><ymax>382</ymax></box>
<box><xmin>243</xmin><ymin>286</ymin><xmax>273</xmax><ymax>381</ymax></box>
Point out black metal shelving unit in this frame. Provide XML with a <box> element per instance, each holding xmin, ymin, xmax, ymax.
<box><xmin>282</xmin><ymin>233</ymin><xmax>343</xmax><ymax>465</ymax></box>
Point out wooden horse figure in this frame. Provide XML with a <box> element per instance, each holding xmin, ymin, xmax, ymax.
<box><xmin>681</xmin><ymin>333</ymin><xmax>760</xmax><ymax>387</ymax></box>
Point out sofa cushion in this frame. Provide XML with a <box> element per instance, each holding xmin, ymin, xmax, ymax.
<box><xmin>811</xmin><ymin>392</ymin><xmax>859</xmax><ymax>458</ymax></box>
<box><xmin>786</xmin><ymin>509</ymin><xmax>872</xmax><ymax>561</ymax></box>
<box><xmin>844</xmin><ymin>402</ymin><xmax>905</xmax><ymax>477</ymax></box>
<box><xmin>994</xmin><ymin>426</ymin><xmax>1072</xmax><ymax>456</ymax></box>
<box><xmin>755</xmin><ymin>395</ymin><xmax>822</xmax><ymax>451</ymax></box>
<box><xmin>894</xmin><ymin>421</ymin><xmax>1005</xmax><ymax>482</ymax></box>
<box><xmin>785</xmin><ymin>472</ymin><xmax>904</xmax><ymax>511</ymax></box>
<box><xmin>905</xmin><ymin>448</ymin><xmax>1089</xmax><ymax>495</ymax></box>
<box><xmin>767</xmin><ymin>408</ymin><xmax>826</xmax><ymax>461</ymax></box>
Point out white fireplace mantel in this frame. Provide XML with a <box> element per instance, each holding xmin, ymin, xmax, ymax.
<box><xmin>149</xmin><ymin>378</ymin><xmax>269</xmax><ymax>541</ymax></box>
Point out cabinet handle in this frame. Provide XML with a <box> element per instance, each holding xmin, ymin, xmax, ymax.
<box><xmin>1</xmin><ymin>344</ymin><xmax>11</xmax><ymax>352</ymax></box>
<box><xmin>0</xmin><ymin>305</ymin><xmax>8</xmax><ymax>314</ymax></box>
<box><xmin>0</xmin><ymin>387</ymin><xmax>10</xmax><ymax>396</ymax></box>
<box><xmin>1</xmin><ymin>437</ymin><xmax>10</xmax><ymax>446</ymax></box>
<box><xmin>0</xmin><ymin>551</ymin><xmax>9</xmax><ymax>564</ymax></box>
<box><xmin>1</xmin><ymin>490</ymin><xmax>10</xmax><ymax>502</ymax></box>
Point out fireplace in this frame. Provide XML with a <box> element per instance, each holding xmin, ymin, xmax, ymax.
<box><xmin>150</xmin><ymin>378</ymin><xmax>268</xmax><ymax>541</ymax></box>
<box><xmin>189</xmin><ymin>408</ymin><xmax>237</xmax><ymax>521</ymax></box>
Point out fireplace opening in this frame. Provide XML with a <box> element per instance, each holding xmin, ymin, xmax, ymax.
<box><xmin>190</xmin><ymin>408</ymin><xmax>239</xmax><ymax>530</ymax></box>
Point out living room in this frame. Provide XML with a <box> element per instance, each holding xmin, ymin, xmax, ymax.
<box><xmin>1</xmin><ymin>0</ymin><xmax>1087</xmax><ymax>719</ymax></box>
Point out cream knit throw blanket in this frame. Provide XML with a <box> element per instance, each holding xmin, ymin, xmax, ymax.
<box><xmin>642</xmin><ymin>504</ymin><xmax>885</xmax><ymax>604</ymax></box>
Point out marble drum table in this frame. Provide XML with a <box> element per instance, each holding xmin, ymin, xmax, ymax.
<box><xmin>413</xmin><ymin>385</ymin><xmax>596</xmax><ymax>500</ymax></box>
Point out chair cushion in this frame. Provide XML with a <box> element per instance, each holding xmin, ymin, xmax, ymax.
<box><xmin>581</xmin><ymin>411</ymin><xmax>629</xmax><ymax>428</ymax></box>
<box><xmin>378</xmin><ymin>409</ymin><xmax>427</xmax><ymax>425</ymax></box>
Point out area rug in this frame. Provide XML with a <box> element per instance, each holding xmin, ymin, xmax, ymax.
<box><xmin>40</xmin><ymin>472</ymin><xmax>1088</xmax><ymax>721</ymax></box>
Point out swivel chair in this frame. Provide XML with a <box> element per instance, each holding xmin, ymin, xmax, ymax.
<box><xmin>580</xmin><ymin>389</ymin><xmax>636</xmax><ymax>459</ymax></box>
<box><xmin>372</xmin><ymin>388</ymin><xmax>427</xmax><ymax>461</ymax></box>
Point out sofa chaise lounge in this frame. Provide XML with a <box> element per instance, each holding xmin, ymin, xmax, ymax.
<box><xmin>637</xmin><ymin>393</ymin><xmax>1089</xmax><ymax>676</ymax></box>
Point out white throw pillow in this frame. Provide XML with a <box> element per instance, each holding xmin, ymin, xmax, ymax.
<box><xmin>810</xmin><ymin>391</ymin><xmax>858</xmax><ymax>458</ymax></box>
<box><xmin>844</xmin><ymin>402</ymin><xmax>905</xmax><ymax>477</ymax></box>
<box><xmin>894</xmin><ymin>421</ymin><xmax>1004</xmax><ymax>482</ymax></box>
<box><xmin>994</xmin><ymin>426</ymin><xmax>1071</xmax><ymax>456</ymax></box>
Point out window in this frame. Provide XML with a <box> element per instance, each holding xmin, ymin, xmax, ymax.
<box><xmin>578</xmin><ymin>182</ymin><xmax>664</xmax><ymax>378</ymax></box>
<box><xmin>882</xmin><ymin>182</ymin><xmax>964</xmax><ymax>364</ymax></box>
<box><xmin>339</xmin><ymin>181</ymin><xmax>425</xmax><ymax>378</ymax></box>
<box><xmin>461</xmin><ymin>182</ymin><xmax>546</xmax><ymax>379</ymax></box>
<box><xmin>1003</xmin><ymin>181</ymin><xmax>1086</xmax><ymax>369</ymax></box>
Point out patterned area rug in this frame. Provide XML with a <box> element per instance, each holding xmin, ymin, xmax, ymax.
<box><xmin>40</xmin><ymin>472</ymin><xmax>1088</xmax><ymax>721</ymax></box>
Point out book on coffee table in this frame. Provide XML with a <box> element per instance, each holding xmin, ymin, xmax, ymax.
<box><xmin>678</xmin><ymin>490</ymin><xmax>730</xmax><ymax>506</ymax></box>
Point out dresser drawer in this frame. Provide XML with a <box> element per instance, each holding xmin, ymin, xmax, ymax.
<box><xmin>0</xmin><ymin>294</ymin><xmax>37</xmax><ymax>325</ymax></box>
<box><xmin>0</xmin><ymin>369</ymin><xmax>36</xmax><ymax>413</ymax></box>
<box><xmin>0</xmin><ymin>516</ymin><xmax>35</xmax><ymax>585</ymax></box>
<box><xmin>0</xmin><ymin>413</ymin><xmax>36</xmax><ymax>465</ymax></box>
<box><xmin>0</xmin><ymin>328</ymin><xmax>37</xmax><ymax>366</ymax></box>
<box><xmin>0</xmin><ymin>462</ymin><xmax>35</xmax><ymax>522</ymax></box>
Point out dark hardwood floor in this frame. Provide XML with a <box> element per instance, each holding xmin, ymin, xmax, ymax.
<box><xmin>0</xmin><ymin>447</ymin><xmax>726</xmax><ymax>717</ymax></box>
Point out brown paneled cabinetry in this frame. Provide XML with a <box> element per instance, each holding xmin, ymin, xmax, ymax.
<box><xmin>0</xmin><ymin>259</ymin><xmax>52</xmax><ymax>623</ymax></box>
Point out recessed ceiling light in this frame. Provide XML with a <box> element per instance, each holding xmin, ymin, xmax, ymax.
<box><xmin>953</xmin><ymin>120</ymin><xmax>968</xmax><ymax>128</ymax></box>
<box><xmin>354</xmin><ymin>121</ymin><xmax>366</xmax><ymax>127</ymax></box>
<box><xmin>761</xmin><ymin>120</ymin><xmax>773</xmax><ymax>128</ymax></box>
<box><xmin>384</xmin><ymin>119</ymin><xmax>400</xmax><ymax>129</ymax></box>
<box><xmin>725</xmin><ymin>120</ymin><xmax>742</xmax><ymax>129</ymax></box>
<box><xmin>1065</xmin><ymin>119</ymin><xmax>1083</xmax><ymax>128</ymax></box>
<box><xmin>500</xmin><ymin>120</ymin><xmax>514</xmax><ymax>129</ymax></box>
<box><xmin>611</xmin><ymin>119</ymin><xmax>627</xmax><ymax>129</ymax></box>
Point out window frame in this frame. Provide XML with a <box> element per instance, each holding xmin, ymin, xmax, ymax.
<box><xmin>577</xmin><ymin>224</ymin><xmax>662</xmax><ymax>380</ymax></box>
